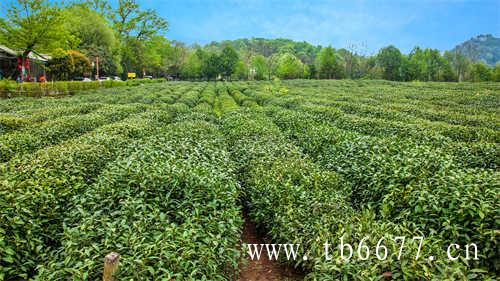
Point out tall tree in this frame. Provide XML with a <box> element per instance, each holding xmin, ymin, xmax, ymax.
<box><xmin>110</xmin><ymin>0</ymin><xmax>168</xmax><ymax>76</ymax></box>
<box><xmin>377</xmin><ymin>45</ymin><xmax>403</xmax><ymax>81</ymax></box>
<box><xmin>469</xmin><ymin>62</ymin><xmax>492</xmax><ymax>82</ymax></box>
<box><xmin>142</xmin><ymin>35</ymin><xmax>172</xmax><ymax>77</ymax></box>
<box><xmin>201</xmin><ymin>52</ymin><xmax>221</xmax><ymax>81</ymax></box>
<box><xmin>219</xmin><ymin>45</ymin><xmax>239</xmax><ymax>80</ymax></box>
<box><xmin>316</xmin><ymin>46</ymin><xmax>339</xmax><ymax>79</ymax></box>
<box><xmin>82</xmin><ymin>0</ymin><xmax>110</xmax><ymax>15</ymax></box>
<box><xmin>63</xmin><ymin>4</ymin><xmax>121</xmax><ymax>75</ymax></box>
<box><xmin>232</xmin><ymin>59</ymin><xmax>248</xmax><ymax>80</ymax></box>
<box><xmin>0</xmin><ymin>0</ymin><xmax>68</xmax><ymax>58</ymax></box>
<box><xmin>251</xmin><ymin>54</ymin><xmax>269</xmax><ymax>80</ymax></box>
<box><xmin>180</xmin><ymin>50</ymin><xmax>202</xmax><ymax>79</ymax></box>
<box><xmin>112</xmin><ymin>0</ymin><xmax>168</xmax><ymax>40</ymax></box>
<box><xmin>423</xmin><ymin>48</ymin><xmax>442</xmax><ymax>81</ymax></box>
<box><xmin>444</xmin><ymin>50</ymin><xmax>470</xmax><ymax>82</ymax></box>
<box><xmin>493</xmin><ymin>64</ymin><xmax>500</xmax><ymax>82</ymax></box>
<box><xmin>266</xmin><ymin>54</ymin><xmax>280</xmax><ymax>80</ymax></box>
<box><xmin>276</xmin><ymin>53</ymin><xmax>304</xmax><ymax>79</ymax></box>
<box><xmin>338</xmin><ymin>46</ymin><xmax>358</xmax><ymax>78</ymax></box>
<box><xmin>407</xmin><ymin>47</ymin><xmax>426</xmax><ymax>81</ymax></box>
<box><xmin>165</xmin><ymin>41</ymin><xmax>189</xmax><ymax>79</ymax></box>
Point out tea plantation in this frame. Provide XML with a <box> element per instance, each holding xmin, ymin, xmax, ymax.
<box><xmin>0</xmin><ymin>80</ymin><xmax>498</xmax><ymax>280</ymax></box>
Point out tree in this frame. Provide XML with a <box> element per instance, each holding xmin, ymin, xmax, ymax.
<box><xmin>406</xmin><ymin>47</ymin><xmax>426</xmax><ymax>81</ymax></box>
<box><xmin>0</xmin><ymin>0</ymin><xmax>69</xmax><ymax>79</ymax></box>
<box><xmin>201</xmin><ymin>52</ymin><xmax>222</xmax><ymax>80</ymax></box>
<box><xmin>110</xmin><ymin>0</ymin><xmax>169</xmax><ymax>77</ymax></box>
<box><xmin>316</xmin><ymin>46</ymin><xmax>337</xmax><ymax>79</ymax></box>
<box><xmin>63</xmin><ymin>5</ymin><xmax>121</xmax><ymax>75</ymax></box>
<box><xmin>143</xmin><ymin>36</ymin><xmax>172</xmax><ymax>77</ymax></box>
<box><xmin>423</xmin><ymin>48</ymin><xmax>442</xmax><ymax>81</ymax></box>
<box><xmin>47</xmin><ymin>49</ymin><xmax>92</xmax><ymax>80</ymax></box>
<box><xmin>377</xmin><ymin>45</ymin><xmax>403</xmax><ymax>81</ymax></box>
<box><xmin>493</xmin><ymin>64</ymin><xmax>500</xmax><ymax>82</ymax></box>
<box><xmin>219</xmin><ymin>45</ymin><xmax>239</xmax><ymax>80</ymax></box>
<box><xmin>276</xmin><ymin>53</ymin><xmax>303</xmax><ymax>79</ymax></box>
<box><xmin>306</xmin><ymin>63</ymin><xmax>317</xmax><ymax>79</ymax></box>
<box><xmin>81</xmin><ymin>0</ymin><xmax>110</xmax><ymax>15</ymax></box>
<box><xmin>112</xmin><ymin>0</ymin><xmax>168</xmax><ymax>41</ymax></box>
<box><xmin>251</xmin><ymin>55</ymin><xmax>269</xmax><ymax>80</ymax></box>
<box><xmin>469</xmin><ymin>62</ymin><xmax>492</xmax><ymax>82</ymax></box>
<box><xmin>338</xmin><ymin>47</ymin><xmax>358</xmax><ymax>78</ymax></box>
<box><xmin>444</xmin><ymin>50</ymin><xmax>470</xmax><ymax>82</ymax></box>
<box><xmin>437</xmin><ymin>56</ymin><xmax>456</xmax><ymax>82</ymax></box>
<box><xmin>266</xmin><ymin>54</ymin><xmax>280</xmax><ymax>80</ymax></box>
<box><xmin>165</xmin><ymin>41</ymin><xmax>189</xmax><ymax>79</ymax></box>
<box><xmin>180</xmin><ymin>50</ymin><xmax>202</xmax><ymax>79</ymax></box>
<box><xmin>232</xmin><ymin>59</ymin><xmax>248</xmax><ymax>80</ymax></box>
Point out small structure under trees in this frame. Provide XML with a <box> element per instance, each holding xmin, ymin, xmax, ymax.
<box><xmin>0</xmin><ymin>45</ymin><xmax>49</xmax><ymax>81</ymax></box>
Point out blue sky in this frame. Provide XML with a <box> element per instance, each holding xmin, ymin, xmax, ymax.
<box><xmin>136</xmin><ymin>0</ymin><xmax>499</xmax><ymax>54</ymax></box>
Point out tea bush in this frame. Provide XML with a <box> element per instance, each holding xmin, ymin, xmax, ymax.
<box><xmin>36</xmin><ymin>117</ymin><xmax>242</xmax><ymax>280</ymax></box>
<box><xmin>0</xmin><ymin>80</ymin><xmax>497</xmax><ymax>280</ymax></box>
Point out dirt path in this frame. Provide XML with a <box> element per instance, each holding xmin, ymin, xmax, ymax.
<box><xmin>238</xmin><ymin>217</ymin><xmax>305</xmax><ymax>281</ymax></box>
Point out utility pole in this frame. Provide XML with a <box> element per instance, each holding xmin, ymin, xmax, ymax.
<box><xmin>96</xmin><ymin>56</ymin><xmax>100</xmax><ymax>80</ymax></box>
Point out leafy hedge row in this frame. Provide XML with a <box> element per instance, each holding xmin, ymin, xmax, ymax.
<box><xmin>193</xmin><ymin>84</ymin><xmax>216</xmax><ymax>113</ymax></box>
<box><xmin>271</xmin><ymin>93</ymin><xmax>499</xmax><ymax>144</ymax></box>
<box><xmin>0</xmin><ymin>78</ymin><xmax>166</xmax><ymax>98</ymax></box>
<box><xmin>0</xmin><ymin>104</ymin><xmax>148</xmax><ymax>162</ymax></box>
<box><xmin>176</xmin><ymin>84</ymin><xmax>204</xmax><ymax>107</ymax></box>
<box><xmin>0</xmin><ymin>109</ymin><xmax>176</xmax><ymax>280</ymax></box>
<box><xmin>214</xmin><ymin>85</ymin><xmax>239</xmax><ymax>117</ymax></box>
<box><xmin>227</xmin><ymin>85</ymin><xmax>258</xmax><ymax>108</ymax></box>
<box><xmin>36</xmin><ymin>116</ymin><xmax>243</xmax><ymax>280</ymax></box>
<box><xmin>0</xmin><ymin>83</ymin><xmax>191</xmax><ymax>136</ymax></box>
<box><xmin>272</xmin><ymin>100</ymin><xmax>499</xmax><ymax>170</ymax></box>
<box><xmin>221</xmin><ymin>110</ymin><xmax>477</xmax><ymax>280</ymax></box>
<box><xmin>264</xmin><ymin>106</ymin><xmax>499</xmax><ymax>276</ymax></box>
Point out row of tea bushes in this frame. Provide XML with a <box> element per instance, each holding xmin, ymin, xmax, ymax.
<box><xmin>0</xmin><ymin>109</ymin><xmax>177</xmax><ymax>280</ymax></box>
<box><xmin>36</xmin><ymin>117</ymin><xmax>243</xmax><ymax>280</ymax></box>
<box><xmin>221</xmin><ymin>110</ymin><xmax>476</xmax><ymax>280</ymax></box>
<box><xmin>193</xmin><ymin>84</ymin><xmax>217</xmax><ymax>113</ymax></box>
<box><xmin>271</xmin><ymin>93</ymin><xmax>499</xmax><ymax>144</ymax></box>
<box><xmin>227</xmin><ymin>85</ymin><xmax>259</xmax><ymax>108</ymax></box>
<box><xmin>264</xmin><ymin>106</ymin><xmax>499</xmax><ymax>275</ymax></box>
<box><xmin>215</xmin><ymin>85</ymin><xmax>239</xmax><ymax>117</ymax></box>
<box><xmin>272</xmin><ymin>101</ymin><xmax>499</xmax><ymax>170</ymax></box>
<box><xmin>0</xmin><ymin>84</ymin><xmax>190</xmax><ymax>160</ymax></box>
<box><xmin>280</xmin><ymin>79</ymin><xmax>499</xmax><ymax>130</ymax></box>
<box><xmin>0</xmin><ymin>103</ymin><xmax>104</xmax><ymax>133</ymax></box>
<box><xmin>0</xmin><ymin>104</ymin><xmax>148</xmax><ymax>162</ymax></box>
<box><xmin>176</xmin><ymin>84</ymin><xmax>205</xmax><ymax>107</ymax></box>
<box><xmin>295</xmin><ymin>89</ymin><xmax>497</xmax><ymax>131</ymax></box>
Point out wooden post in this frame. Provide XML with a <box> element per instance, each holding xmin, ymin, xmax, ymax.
<box><xmin>103</xmin><ymin>252</ymin><xmax>120</xmax><ymax>281</ymax></box>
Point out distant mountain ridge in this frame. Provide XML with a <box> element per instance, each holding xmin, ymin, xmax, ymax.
<box><xmin>451</xmin><ymin>34</ymin><xmax>500</xmax><ymax>66</ymax></box>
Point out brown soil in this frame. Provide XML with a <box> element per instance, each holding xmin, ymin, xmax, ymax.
<box><xmin>237</xmin><ymin>217</ymin><xmax>305</xmax><ymax>281</ymax></box>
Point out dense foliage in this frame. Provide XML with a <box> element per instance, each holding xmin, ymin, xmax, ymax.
<box><xmin>0</xmin><ymin>80</ymin><xmax>498</xmax><ymax>280</ymax></box>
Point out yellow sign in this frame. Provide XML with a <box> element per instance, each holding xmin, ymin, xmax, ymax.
<box><xmin>127</xmin><ymin>72</ymin><xmax>136</xmax><ymax>79</ymax></box>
